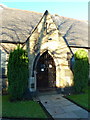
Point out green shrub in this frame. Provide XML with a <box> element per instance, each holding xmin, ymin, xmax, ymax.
<box><xmin>7</xmin><ymin>46</ymin><xmax>29</xmax><ymax>101</ymax></box>
<box><xmin>73</xmin><ymin>49</ymin><xmax>89</xmax><ymax>93</ymax></box>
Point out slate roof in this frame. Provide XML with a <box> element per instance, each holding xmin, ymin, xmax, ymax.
<box><xmin>0</xmin><ymin>6</ymin><xmax>89</xmax><ymax>53</ymax></box>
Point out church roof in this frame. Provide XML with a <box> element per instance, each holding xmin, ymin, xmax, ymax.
<box><xmin>0</xmin><ymin>8</ymin><xmax>89</xmax><ymax>53</ymax></box>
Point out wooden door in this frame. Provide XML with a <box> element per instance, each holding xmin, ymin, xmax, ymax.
<box><xmin>36</xmin><ymin>51</ymin><xmax>56</xmax><ymax>89</ymax></box>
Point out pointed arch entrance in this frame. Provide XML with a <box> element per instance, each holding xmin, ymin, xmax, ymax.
<box><xmin>36</xmin><ymin>51</ymin><xmax>56</xmax><ymax>90</ymax></box>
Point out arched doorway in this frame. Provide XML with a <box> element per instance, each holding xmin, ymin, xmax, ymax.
<box><xmin>36</xmin><ymin>51</ymin><xmax>56</xmax><ymax>90</ymax></box>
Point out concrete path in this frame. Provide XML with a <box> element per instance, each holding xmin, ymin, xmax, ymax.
<box><xmin>38</xmin><ymin>94</ymin><xmax>89</xmax><ymax>119</ymax></box>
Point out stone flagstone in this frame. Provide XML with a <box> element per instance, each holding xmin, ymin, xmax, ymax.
<box><xmin>38</xmin><ymin>94</ymin><xmax>89</xmax><ymax>119</ymax></box>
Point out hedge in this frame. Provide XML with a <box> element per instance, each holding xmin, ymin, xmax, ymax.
<box><xmin>7</xmin><ymin>46</ymin><xmax>29</xmax><ymax>101</ymax></box>
<box><xmin>73</xmin><ymin>49</ymin><xmax>89</xmax><ymax>93</ymax></box>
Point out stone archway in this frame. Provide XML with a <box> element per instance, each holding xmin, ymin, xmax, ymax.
<box><xmin>36</xmin><ymin>51</ymin><xmax>56</xmax><ymax>90</ymax></box>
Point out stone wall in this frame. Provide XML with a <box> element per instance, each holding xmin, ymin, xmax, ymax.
<box><xmin>27</xmin><ymin>12</ymin><xmax>74</xmax><ymax>91</ymax></box>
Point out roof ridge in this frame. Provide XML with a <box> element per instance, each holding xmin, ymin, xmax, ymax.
<box><xmin>4</xmin><ymin>6</ymin><xmax>42</xmax><ymax>15</ymax></box>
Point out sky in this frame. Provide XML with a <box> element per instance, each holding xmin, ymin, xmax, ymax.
<box><xmin>1</xmin><ymin>1</ymin><xmax>89</xmax><ymax>20</ymax></box>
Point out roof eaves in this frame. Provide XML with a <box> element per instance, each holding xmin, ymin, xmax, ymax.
<box><xmin>0</xmin><ymin>40</ymin><xmax>24</xmax><ymax>44</ymax></box>
<box><xmin>69</xmin><ymin>45</ymin><xmax>90</xmax><ymax>49</ymax></box>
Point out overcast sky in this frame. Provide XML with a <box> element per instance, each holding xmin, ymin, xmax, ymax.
<box><xmin>1</xmin><ymin>1</ymin><xmax>88</xmax><ymax>20</ymax></box>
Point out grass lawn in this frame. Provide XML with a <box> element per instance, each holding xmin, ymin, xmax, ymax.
<box><xmin>2</xmin><ymin>95</ymin><xmax>47</xmax><ymax>118</ymax></box>
<box><xmin>67</xmin><ymin>86</ymin><xmax>90</xmax><ymax>111</ymax></box>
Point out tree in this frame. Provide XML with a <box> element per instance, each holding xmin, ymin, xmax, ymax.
<box><xmin>7</xmin><ymin>46</ymin><xmax>29</xmax><ymax>101</ymax></box>
<box><xmin>73</xmin><ymin>49</ymin><xmax>89</xmax><ymax>93</ymax></box>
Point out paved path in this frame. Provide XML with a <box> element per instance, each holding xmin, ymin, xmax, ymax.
<box><xmin>38</xmin><ymin>94</ymin><xmax>89</xmax><ymax>119</ymax></box>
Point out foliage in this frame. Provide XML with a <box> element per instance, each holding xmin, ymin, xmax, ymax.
<box><xmin>73</xmin><ymin>49</ymin><xmax>89</xmax><ymax>93</ymax></box>
<box><xmin>7</xmin><ymin>46</ymin><xmax>29</xmax><ymax>101</ymax></box>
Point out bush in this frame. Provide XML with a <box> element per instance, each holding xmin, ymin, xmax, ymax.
<box><xmin>7</xmin><ymin>46</ymin><xmax>29</xmax><ymax>101</ymax></box>
<box><xmin>73</xmin><ymin>49</ymin><xmax>89</xmax><ymax>93</ymax></box>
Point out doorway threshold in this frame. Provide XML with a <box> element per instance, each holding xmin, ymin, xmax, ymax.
<box><xmin>37</xmin><ymin>88</ymin><xmax>62</xmax><ymax>96</ymax></box>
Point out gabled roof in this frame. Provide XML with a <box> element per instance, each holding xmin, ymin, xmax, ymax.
<box><xmin>24</xmin><ymin>10</ymin><xmax>90</xmax><ymax>54</ymax></box>
<box><xmin>0</xmin><ymin>8</ymin><xmax>89</xmax><ymax>54</ymax></box>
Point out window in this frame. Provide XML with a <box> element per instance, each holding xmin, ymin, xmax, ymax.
<box><xmin>67</xmin><ymin>52</ymin><xmax>71</xmax><ymax>60</ymax></box>
<box><xmin>70</xmin><ymin>56</ymin><xmax>75</xmax><ymax>71</ymax></box>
